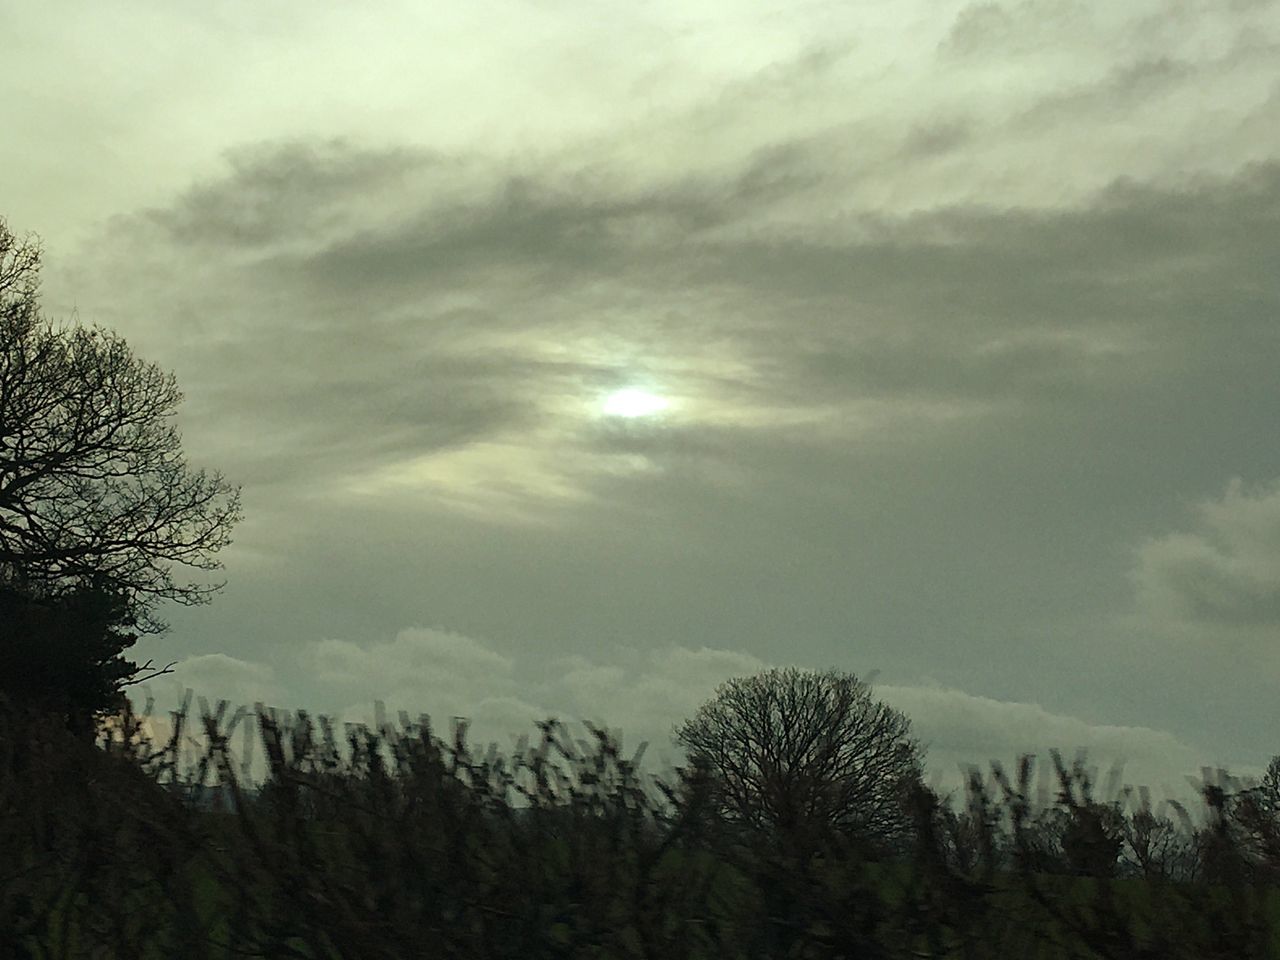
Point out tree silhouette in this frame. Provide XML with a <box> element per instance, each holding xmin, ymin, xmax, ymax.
<box><xmin>1221</xmin><ymin>756</ymin><xmax>1280</xmax><ymax>885</ymax></box>
<box><xmin>1059</xmin><ymin>802</ymin><xmax>1125</xmax><ymax>878</ymax></box>
<box><xmin>0</xmin><ymin>569</ymin><xmax>169</xmax><ymax>739</ymax></box>
<box><xmin>0</xmin><ymin>219</ymin><xmax>241</xmax><ymax>634</ymax></box>
<box><xmin>673</xmin><ymin>666</ymin><xmax>925</xmax><ymax>860</ymax></box>
<box><xmin>1119</xmin><ymin>791</ymin><xmax>1197</xmax><ymax>881</ymax></box>
<box><xmin>1</xmin><ymin>217</ymin><xmax>239</xmax><ymax>735</ymax></box>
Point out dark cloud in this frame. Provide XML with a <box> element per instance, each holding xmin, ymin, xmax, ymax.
<box><xmin>898</xmin><ymin>119</ymin><xmax>974</xmax><ymax>160</ymax></box>
<box><xmin>83</xmin><ymin>145</ymin><xmax>1280</xmax><ymax>467</ymax></box>
<box><xmin>1013</xmin><ymin>56</ymin><xmax>1198</xmax><ymax>131</ymax></box>
<box><xmin>149</xmin><ymin>139</ymin><xmax>430</xmax><ymax>248</ymax></box>
<box><xmin>59</xmin><ymin>124</ymin><xmax>1280</xmax><ymax>785</ymax></box>
<box><xmin>123</xmin><ymin>139</ymin><xmax>1280</xmax><ymax>375</ymax></box>
<box><xmin>72</xmin><ymin>144</ymin><xmax>1280</xmax><ymax>587</ymax></box>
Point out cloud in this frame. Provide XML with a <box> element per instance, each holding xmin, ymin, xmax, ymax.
<box><xmin>554</xmin><ymin>645</ymin><xmax>772</xmax><ymax>750</ymax></box>
<box><xmin>877</xmin><ymin>682</ymin><xmax>1223</xmax><ymax>815</ymax></box>
<box><xmin>69</xmin><ymin>139</ymin><xmax>1280</xmax><ymax>504</ymax></box>
<box><xmin>941</xmin><ymin>0</ymin><xmax>1275</xmax><ymax>67</ymax></box>
<box><xmin>313</xmin><ymin>627</ymin><xmax>515</xmax><ymax>699</ymax></box>
<box><xmin>1133</xmin><ymin>478</ymin><xmax>1280</xmax><ymax>634</ymax></box>
<box><xmin>137</xmin><ymin>630</ymin><xmax>1258</xmax><ymax>820</ymax></box>
<box><xmin>86</xmin><ymin>143</ymin><xmax>1280</xmax><ymax>784</ymax></box>
<box><xmin>32</xmin><ymin>0</ymin><xmax>1280</xmax><ymax>811</ymax></box>
<box><xmin>148</xmin><ymin>139</ymin><xmax>430</xmax><ymax>250</ymax></box>
<box><xmin>941</xmin><ymin>1</ymin><xmax>1094</xmax><ymax>59</ymax></box>
<box><xmin>155</xmin><ymin>653</ymin><xmax>288</xmax><ymax>711</ymax></box>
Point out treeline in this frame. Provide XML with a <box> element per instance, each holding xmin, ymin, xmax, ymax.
<box><xmin>3</xmin><ymin>689</ymin><xmax>1280</xmax><ymax>959</ymax></box>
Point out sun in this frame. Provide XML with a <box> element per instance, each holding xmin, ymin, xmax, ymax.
<box><xmin>602</xmin><ymin>387</ymin><xmax>670</xmax><ymax>419</ymax></box>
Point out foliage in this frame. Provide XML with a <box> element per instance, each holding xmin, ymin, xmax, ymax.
<box><xmin>0</xmin><ymin>572</ymin><xmax>162</xmax><ymax>740</ymax></box>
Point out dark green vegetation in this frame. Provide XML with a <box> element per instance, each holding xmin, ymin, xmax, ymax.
<box><xmin>4</xmin><ymin>690</ymin><xmax>1280</xmax><ymax>959</ymax></box>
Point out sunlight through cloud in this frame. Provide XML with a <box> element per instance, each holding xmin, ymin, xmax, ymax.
<box><xmin>602</xmin><ymin>387</ymin><xmax>670</xmax><ymax>419</ymax></box>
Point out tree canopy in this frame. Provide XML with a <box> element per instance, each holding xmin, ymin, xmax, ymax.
<box><xmin>673</xmin><ymin>666</ymin><xmax>926</xmax><ymax>859</ymax></box>
<box><xmin>0</xmin><ymin>219</ymin><xmax>241</xmax><ymax>635</ymax></box>
<box><xmin>0</xmin><ymin>571</ymin><xmax>145</xmax><ymax>738</ymax></box>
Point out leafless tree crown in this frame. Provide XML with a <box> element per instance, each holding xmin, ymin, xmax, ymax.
<box><xmin>673</xmin><ymin>666</ymin><xmax>925</xmax><ymax>851</ymax></box>
<box><xmin>0</xmin><ymin>219</ymin><xmax>241</xmax><ymax>631</ymax></box>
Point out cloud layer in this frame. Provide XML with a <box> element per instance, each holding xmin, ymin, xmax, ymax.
<box><xmin>8</xmin><ymin>0</ymin><xmax>1280</xmax><ymax>827</ymax></box>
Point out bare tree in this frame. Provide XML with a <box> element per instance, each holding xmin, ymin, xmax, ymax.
<box><xmin>1221</xmin><ymin>756</ymin><xmax>1280</xmax><ymax>885</ymax></box>
<box><xmin>1120</xmin><ymin>793</ymin><xmax>1197</xmax><ymax>882</ymax></box>
<box><xmin>673</xmin><ymin>666</ymin><xmax>925</xmax><ymax>858</ymax></box>
<box><xmin>0</xmin><ymin>218</ymin><xmax>241</xmax><ymax>633</ymax></box>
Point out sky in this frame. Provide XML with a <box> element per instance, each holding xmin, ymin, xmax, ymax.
<box><xmin>5</xmin><ymin>0</ymin><xmax>1280</xmax><ymax>817</ymax></box>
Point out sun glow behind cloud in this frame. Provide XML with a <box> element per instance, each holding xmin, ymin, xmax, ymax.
<box><xmin>602</xmin><ymin>388</ymin><xmax>670</xmax><ymax>419</ymax></box>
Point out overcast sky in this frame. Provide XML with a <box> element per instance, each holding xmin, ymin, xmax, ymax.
<box><xmin>5</xmin><ymin>0</ymin><xmax>1280</xmax><ymax>815</ymax></box>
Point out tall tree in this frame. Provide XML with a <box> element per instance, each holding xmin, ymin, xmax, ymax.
<box><xmin>673</xmin><ymin>666</ymin><xmax>926</xmax><ymax>860</ymax></box>
<box><xmin>0</xmin><ymin>218</ymin><xmax>241</xmax><ymax>635</ymax></box>
<box><xmin>0</xmin><ymin>218</ymin><xmax>240</xmax><ymax>735</ymax></box>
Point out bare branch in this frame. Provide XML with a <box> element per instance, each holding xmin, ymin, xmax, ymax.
<box><xmin>0</xmin><ymin>218</ymin><xmax>241</xmax><ymax>630</ymax></box>
<box><xmin>120</xmin><ymin>658</ymin><xmax>180</xmax><ymax>687</ymax></box>
<box><xmin>673</xmin><ymin>666</ymin><xmax>925</xmax><ymax>858</ymax></box>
